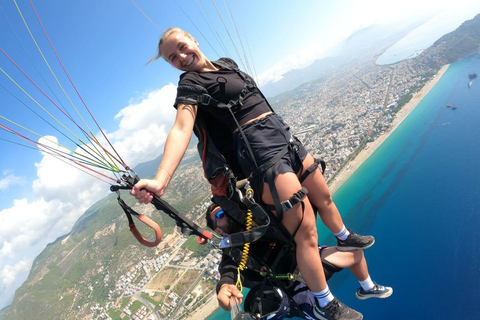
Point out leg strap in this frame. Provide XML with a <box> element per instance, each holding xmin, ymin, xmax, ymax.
<box><xmin>299</xmin><ymin>158</ymin><xmax>326</xmax><ymax>183</ymax></box>
<box><xmin>263</xmin><ymin>187</ymin><xmax>308</xmax><ymax>222</ymax></box>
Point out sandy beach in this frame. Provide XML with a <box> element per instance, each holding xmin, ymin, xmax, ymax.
<box><xmin>328</xmin><ymin>64</ymin><xmax>449</xmax><ymax>194</ymax></box>
<box><xmin>183</xmin><ymin>295</ymin><xmax>220</xmax><ymax>320</ymax></box>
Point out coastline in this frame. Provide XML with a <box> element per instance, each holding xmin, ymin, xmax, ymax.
<box><xmin>183</xmin><ymin>295</ymin><xmax>219</xmax><ymax>320</ymax></box>
<box><xmin>328</xmin><ymin>64</ymin><xmax>449</xmax><ymax>194</ymax></box>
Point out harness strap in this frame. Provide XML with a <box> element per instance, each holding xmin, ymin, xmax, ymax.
<box><xmin>225</xmin><ymin>105</ymin><xmax>259</xmax><ymax>168</ymax></box>
<box><xmin>220</xmin><ymin>226</ymin><xmax>269</xmax><ymax>248</ymax></box>
<box><xmin>259</xmin><ymin>139</ymin><xmax>300</xmax><ymax>219</ymax></box>
<box><xmin>176</xmin><ymin>59</ymin><xmax>270</xmax><ymax>172</ymax></box>
<box><xmin>176</xmin><ymin>83</ymin><xmax>260</xmax><ymax>170</ymax></box>
<box><xmin>263</xmin><ymin>187</ymin><xmax>308</xmax><ymax>220</ymax></box>
<box><xmin>219</xmin><ymin>195</ymin><xmax>272</xmax><ymax>249</ymax></box>
<box><xmin>111</xmin><ymin>180</ymin><xmax>213</xmax><ymax>246</ymax></box>
<box><xmin>242</xmin><ymin>196</ymin><xmax>270</xmax><ymax>226</ymax></box>
<box><xmin>175</xmin><ymin>84</ymin><xmax>210</xmax><ymax>107</ymax></box>
<box><xmin>280</xmin><ymin>187</ymin><xmax>308</xmax><ymax>213</ymax></box>
<box><xmin>299</xmin><ymin>158</ymin><xmax>326</xmax><ymax>183</ymax></box>
<box><xmin>116</xmin><ymin>196</ymin><xmax>162</xmax><ymax>247</ymax></box>
<box><xmin>150</xmin><ymin>193</ymin><xmax>212</xmax><ymax>242</ymax></box>
<box><xmin>254</xmin><ymin>191</ymin><xmax>305</xmax><ymax>282</ymax></box>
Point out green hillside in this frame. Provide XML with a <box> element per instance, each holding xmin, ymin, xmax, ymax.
<box><xmin>4</xmin><ymin>154</ymin><xmax>210</xmax><ymax>320</ymax></box>
<box><xmin>0</xmin><ymin>306</ymin><xmax>9</xmax><ymax>320</ymax></box>
<box><xmin>425</xmin><ymin>13</ymin><xmax>480</xmax><ymax>66</ymax></box>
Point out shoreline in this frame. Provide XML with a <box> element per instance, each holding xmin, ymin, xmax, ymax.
<box><xmin>328</xmin><ymin>64</ymin><xmax>449</xmax><ymax>194</ymax></box>
<box><xmin>183</xmin><ymin>295</ymin><xmax>219</xmax><ymax>320</ymax></box>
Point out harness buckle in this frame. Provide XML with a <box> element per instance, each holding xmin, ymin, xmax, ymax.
<box><xmin>281</xmin><ymin>200</ymin><xmax>294</xmax><ymax>212</ymax></box>
<box><xmin>198</xmin><ymin>94</ymin><xmax>212</xmax><ymax>106</ymax></box>
<box><xmin>280</xmin><ymin>187</ymin><xmax>308</xmax><ymax>212</ymax></box>
<box><xmin>219</xmin><ymin>236</ymin><xmax>231</xmax><ymax>249</ymax></box>
<box><xmin>289</xmin><ymin>137</ymin><xmax>299</xmax><ymax>152</ymax></box>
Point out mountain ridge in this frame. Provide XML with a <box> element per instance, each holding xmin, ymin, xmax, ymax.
<box><xmin>260</xmin><ymin>20</ymin><xmax>425</xmax><ymax>97</ymax></box>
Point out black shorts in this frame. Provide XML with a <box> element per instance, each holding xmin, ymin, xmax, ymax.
<box><xmin>319</xmin><ymin>245</ymin><xmax>344</xmax><ymax>281</ymax></box>
<box><xmin>234</xmin><ymin>113</ymin><xmax>308</xmax><ymax>180</ymax></box>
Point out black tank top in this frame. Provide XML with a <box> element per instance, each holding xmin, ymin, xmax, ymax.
<box><xmin>176</xmin><ymin>58</ymin><xmax>271</xmax><ymax>133</ymax></box>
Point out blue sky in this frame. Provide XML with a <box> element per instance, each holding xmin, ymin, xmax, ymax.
<box><xmin>1</xmin><ymin>0</ymin><xmax>479</xmax><ymax>309</ymax></box>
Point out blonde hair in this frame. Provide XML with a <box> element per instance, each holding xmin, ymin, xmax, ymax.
<box><xmin>149</xmin><ymin>27</ymin><xmax>196</xmax><ymax>63</ymax></box>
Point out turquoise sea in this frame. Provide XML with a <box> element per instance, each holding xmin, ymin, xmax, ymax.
<box><xmin>208</xmin><ymin>53</ymin><xmax>480</xmax><ymax>320</ymax></box>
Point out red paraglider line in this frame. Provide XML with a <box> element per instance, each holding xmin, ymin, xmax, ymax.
<box><xmin>0</xmin><ymin>47</ymin><xmax>125</xmax><ymax>170</ymax></box>
<box><xmin>29</xmin><ymin>0</ymin><xmax>129</xmax><ymax>169</ymax></box>
<box><xmin>0</xmin><ymin>123</ymin><xmax>118</xmax><ymax>183</ymax></box>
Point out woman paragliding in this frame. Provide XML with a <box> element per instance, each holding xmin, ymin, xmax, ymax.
<box><xmin>131</xmin><ymin>27</ymin><xmax>374</xmax><ymax>320</ymax></box>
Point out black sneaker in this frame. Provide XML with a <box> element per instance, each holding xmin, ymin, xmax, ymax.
<box><xmin>313</xmin><ymin>298</ymin><xmax>363</xmax><ymax>320</ymax></box>
<box><xmin>356</xmin><ymin>282</ymin><xmax>393</xmax><ymax>300</ymax></box>
<box><xmin>336</xmin><ymin>229</ymin><xmax>375</xmax><ymax>251</ymax></box>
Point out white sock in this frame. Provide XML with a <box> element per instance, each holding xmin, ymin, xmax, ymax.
<box><xmin>334</xmin><ymin>225</ymin><xmax>350</xmax><ymax>241</ymax></box>
<box><xmin>312</xmin><ymin>286</ymin><xmax>334</xmax><ymax>308</ymax></box>
<box><xmin>359</xmin><ymin>275</ymin><xmax>375</xmax><ymax>291</ymax></box>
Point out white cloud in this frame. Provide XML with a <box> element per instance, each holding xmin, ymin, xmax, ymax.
<box><xmin>108</xmin><ymin>83</ymin><xmax>177</xmax><ymax>167</ymax></box>
<box><xmin>0</xmin><ymin>172</ymin><xmax>24</xmax><ymax>190</ymax></box>
<box><xmin>0</xmin><ymin>196</ymin><xmax>84</xmax><ymax>306</ymax></box>
<box><xmin>0</xmin><ymin>257</ymin><xmax>32</xmax><ymax>305</ymax></box>
<box><xmin>31</xmin><ymin>136</ymin><xmax>105</xmax><ymax>203</ymax></box>
<box><xmin>0</xmin><ymin>156</ymin><xmax>106</xmax><ymax>304</ymax></box>
<box><xmin>0</xmin><ymin>83</ymin><xmax>178</xmax><ymax>308</ymax></box>
<box><xmin>1</xmin><ymin>259</ymin><xmax>31</xmax><ymax>287</ymax></box>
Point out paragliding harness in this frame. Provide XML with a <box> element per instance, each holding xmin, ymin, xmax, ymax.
<box><xmin>175</xmin><ymin>58</ymin><xmax>326</xmax><ymax>319</ymax></box>
<box><xmin>177</xmin><ymin>57</ymin><xmax>325</xmax><ymax>223</ymax></box>
<box><xmin>110</xmin><ymin>57</ymin><xmax>327</xmax><ymax>319</ymax></box>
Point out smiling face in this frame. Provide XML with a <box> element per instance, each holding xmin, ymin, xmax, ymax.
<box><xmin>160</xmin><ymin>32</ymin><xmax>214</xmax><ymax>72</ymax></box>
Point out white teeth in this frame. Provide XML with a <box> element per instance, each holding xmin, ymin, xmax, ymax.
<box><xmin>186</xmin><ymin>56</ymin><xmax>194</xmax><ymax>67</ymax></box>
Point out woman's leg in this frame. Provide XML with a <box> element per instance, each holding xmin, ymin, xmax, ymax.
<box><xmin>321</xmin><ymin>247</ymin><xmax>393</xmax><ymax>300</ymax></box>
<box><xmin>262</xmin><ymin>171</ymin><xmax>364</xmax><ymax>317</ymax></box>
<box><xmin>321</xmin><ymin>247</ymin><xmax>369</xmax><ymax>281</ymax></box>
<box><xmin>299</xmin><ymin>153</ymin><xmax>344</xmax><ymax>233</ymax></box>
<box><xmin>262</xmin><ymin>171</ymin><xmax>327</xmax><ymax>292</ymax></box>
